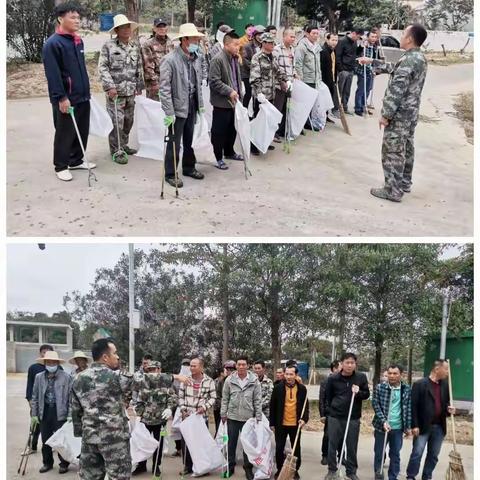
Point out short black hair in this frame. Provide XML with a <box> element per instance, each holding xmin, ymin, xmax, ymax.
<box><xmin>330</xmin><ymin>360</ymin><xmax>340</xmax><ymax>371</ymax></box>
<box><xmin>40</xmin><ymin>344</ymin><xmax>54</xmax><ymax>353</ymax></box>
<box><xmin>326</xmin><ymin>33</ymin><xmax>338</xmax><ymax>40</ymax></box>
<box><xmin>351</xmin><ymin>27</ymin><xmax>364</xmax><ymax>35</ymax></box>
<box><xmin>285</xmin><ymin>359</ymin><xmax>297</xmax><ymax>367</ymax></box>
<box><xmin>431</xmin><ymin>358</ymin><xmax>447</xmax><ymax>371</ymax></box>
<box><xmin>341</xmin><ymin>352</ymin><xmax>357</xmax><ymax>362</ymax></box>
<box><xmin>236</xmin><ymin>355</ymin><xmax>249</xmax><ymax>364</ymax></box>
<box><xmin>408</xmin><ymin>24</ymin><xmax>428</xmax><ymax>46</ymax></box>
<box><xmin>91</xmin><ymin>338</ymin><xmax>115</xmax><ymax>361</ymax></box>
<box><xmin>216</xmin><ymin>21</ymin><xmax>225</xmax><ymax>30</ymax></box>
<box><xmin>387</xmin><ymin>364</ymin><xmax>404</xmax><ymax>374</ymax></box>
<box><xmin>285</xmin><ymin>365</ymin><xmax>298</xmax><ymax>374</ymax></box>
<box><xmin>254</xmin><ymin>360</ymin><xmax>265</xmax><ymax>368</ymax></box>
<box><xmin>55</xmin><ymin>2</ymin><xmax>83</xmax><ymax>17</ymax></box>
<box><xmin>142</xmin><ymin>354</ymin><xmax>153</xmax><ymax>361</ymax></box>
<box><xmin>224</xmin><ymin>32</ymin><xmax>239</xmax><ymax>42</ymax></box>
<box><xmin>245</xmin><ymin>23</ymin><xmax>254</xmax><ymax>30</ymax></box>
<box><xmin>305</xmin><ymin>25</ymin><xmax>319</xmax><ymax>34</ymax></box>
<box><xmin>265</xmin><ymin>25</ymin><xmax>277</xmax><ymax>32</ymax></box>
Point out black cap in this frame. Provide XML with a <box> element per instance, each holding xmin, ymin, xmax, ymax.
<box><xmin>154</xmin><ymin>18</ymin><xmax>167</xmax><ymax>27</ymax></box>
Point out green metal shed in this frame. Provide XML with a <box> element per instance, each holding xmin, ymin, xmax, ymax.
<box><xmin>213</xmin><ymin>0</ymin><xmax>268</xmax><ymax>35</ymax></box>
<box><xmin>424</xmin><ymin>331</ymin><xmax>473</xmax><ymax>401</ymax></box>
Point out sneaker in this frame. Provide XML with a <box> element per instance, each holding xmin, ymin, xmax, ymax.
<box><xmin>59</xmin><ymin>465</ymin><xmax>69</xmax><ymax>474</ymax></box>
<box><xmin>224</xmin><ymin>153</ymin><xmax>244</xmax><ymax>161</ymax></box>
<box><xmin>132</xmin><ymin>464</ymin><xmax>147</xmax><ymax>476</ymax></box>
<box><xmin>402</xmin><ymin>185</ymin><xmax>412</xmax><ymax>193</ymax></box>
<box><xmin>124</xmin><ymin>146</ymin><xmax>138</xmax><ymax>155</ymax></box>
<box><xmin>268</xmin><ymin>145</ymin><xmax>275</xmax><ymax>150</ymax></box>
<box><xmin>56</xmin><ymin>169</ymin><xmax>73</xmax><ymax>182</ymax></box>
<box><xmin>183</xmin><ymin>169</ymin><xmax>204</xmax><ymax>180</ymax></box>
<box><xmin>370</xmin><ymin>187</ymin><xmax>402</xmax><ymax>203</ymax></box>
<box><xmin>39</xmin><ymin>465</ymin><xmax>53</xmax><ymax>473</ymax></box>
<box><xmin>374</xmin><ymin>473</ymin><xmax>384</xmax><ymax>480</ymax></box>
<box><xmin>331</xmin><ymin>110</ymin><xmax>340</xmax><ymax>118</ymax></box>
<box><xmin>273</xmin><ymin>135</ymin><xmax>282</xmax><ymax>143</ymax></box>
<box><xmin>324</xmin><ymin>471</ymin><xmax>337</xmax><ymax>480</ymax></box>
<box><xmin>346</xmin><ymin>474</ymin><xmax>360</xmax><ymax>480</ymax></box>
<box><xmin>69</xmin><ymin>162</ymin><xmax>97</xmax><ymax>170</ymax></box>
<box><xmin>113</xmin><ymin>152</ymin><xmax>128</xmax><ymax>165</ymax></box>
<box><xmin>321</xmin><ymin>456</ymin><xmax>328</xmax><ymax>465</ymax></box>
<box><xmin>165</xmin><ymin>176</ymin><xmax>183</xmax><ymax>188</ymax></box>
<box><xmin>354</xmin><ymin>111</ymin><xmax>364</xmax><ymax>117</ymax></box>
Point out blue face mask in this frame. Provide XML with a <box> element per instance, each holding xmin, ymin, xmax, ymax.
<box><xmin>188</xmin><ymin>43</ymin><xmax>199</xmax><ymax>54</ymax></box>
<box><xmin>46</xmin><ymin>365</ymin><xmax>58</xmax><ymax>374</ymax></box>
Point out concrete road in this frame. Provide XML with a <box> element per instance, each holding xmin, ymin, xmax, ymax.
<box><xmin>7</xmin><ymin>376</ymin><xmax>473</xmax><ymax>480</ymax></box>
<box><xmin>7</xmin><ymin>64</ymin><xmax>472</xmax><ymax>237</ymax></box>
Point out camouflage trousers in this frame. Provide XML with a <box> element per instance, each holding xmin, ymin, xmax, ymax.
<box><xmin>79</xmin><ymin>439</ymin><xmax>131</xmax><ymax>480</ymax></box>
<box><xmin>106</xmin><ymin>95</ymin><xmax>135</xmax><ymax>155</ymax></box>
<box><xmin>382</xmin><ymin>119</ymin><xmax>416</xmax><ymax>197</ymax></box>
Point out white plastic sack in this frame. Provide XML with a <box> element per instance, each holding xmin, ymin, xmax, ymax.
<box><xmin>202</xmin><ymin>84</ymin><xmax>213</xmax><ymax>130</ymax></box>
<box><xmin>89</xmin><ymin>96</ymin><xmax>113</xmax><ymax>138</ymax></box>
<box><xmin>129</xmin><ymin>418</ymin><xmax>159</xmax><ymax>465</ymax></box>
<box><xmin>234</xmin><ymin>101</ymin><xmax>252</xmax><ymax>177</ymax></box>
<box><xmin>134</xmin><ymin>95</ymin><xmax>166</xmax><ymax>161</ymax></box>
<box><xmin>250</xmin><ymin>100</ymin><xmax>283</xmax><ymax>154</ymax></box>
<box><xmin>240</xmin><ymin>415</ymin><xmax>274</xmax><ymax>480</ymax></box>
<box><xmin>310</xmin><ymin>82</ymin><xmax>334</xmax><ymax>131</ymax></box>
<box><xmin>179</xmin><ymin>414</ymin><xmax>224</xmax><ymax>476</ymax></box>
<box><xmin>45</xmin><ymin>421</ymin><xmax>81</xmax><ymax>465</ymax></box>
<box><xmin>289</xmin><ymin>80</ymin><xmax>318</xmax><ymax>138</ymax></box>
<box><xmin>170</xmin><ymin>407</ymin><xmax>182</xmax><ymax>441</ymax></box>
<box><xmin>191</xmin><ymin>112</ymin><xmax>216</xmax><ymax>165</ymax></box>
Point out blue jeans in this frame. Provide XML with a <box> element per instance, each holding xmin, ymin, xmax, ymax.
<box><xmin>406</xmin><ymin>424</ymin><xmax>445</xmax><ymax>479</ymax></box>
<box><xmin>354</xmin><ymin>73</ymin><xmax>373</xmax><ymax>114</ymax></box>
<box><xmin>374</xmin><ymin>429</ymin><xmax>403</xmax><ymax>480</ymax></box>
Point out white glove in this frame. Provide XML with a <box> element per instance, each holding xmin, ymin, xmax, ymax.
<box><xmin>257</xmin><ymin>93</ymin><xmax>267</xmax><ymax>103</ymax></box>
<box><xmin>162</xmin><ymin>408</ymin><xmax>172</xmax><ymax>420</ymax></box>
<box><xmin>286</xmin><ymin>80</ymin><xmax>293</xmax><ymax>92</ymax></box>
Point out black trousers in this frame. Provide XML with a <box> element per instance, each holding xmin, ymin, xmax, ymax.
<box><xmin>274</xmin><ymin>89</ymin><xmax>289</xmax><ymax>137</ymax></box>
<box><xmin>304</xmin><ymin>82</ymin><xmax>316</xmax><ymax>129</ymax></box>
<box><xmin>321</xmin><ymin>417</ymin><xmax>329</xmax><ymax>457</ymax></box>
<box><xmin>226</xmin><ymin>419</ymin><xmax>253</xmax><ymax>474</ymax></box>
<box><xmin>40</xmin><ymin>404</ymin><xmax>69</xmax><ymax>468</ymax></box>
<box><xmin>327</xmin><ymin>416</ymin><xmax>360</xmax><ymax>475</ymax></box>
<box><xmin>214</xmin><ymin>409</ymin><xmax>221</xmax><ymax>436</ymax></box>
<box><xmin>171</xmin><ymin>406</ymin><xmax>182</xmax><ymax>452</ymax></box>
<box><xmin>337</xmin><ymin>70</ymin><xmax>354</xmax><ymax>110</ymax></box>
<box><xmin>211</xmin><ymin>107</ymin><xmax>237</xmax><ymax>161</ymax></box>
<box><xmin>136</xmin><ymin>424</ymin><xmax>164</xmax><ymax>472</ymax></box>
<box><xmin>52</xmin><ymin>100</ymin><xmax>90</xmax><ymax>172</ymax></box>
<box><xmin>242</xmin><ymin>79</ymin><xmax>252</xmax><ymax>109</ymax></box>
<box><xmin>250</xmin><ymin>99</ymin><xmax>261</xmax><ymax>153</ymax></box>
<box><xmin>165</xmin><ymin>97</ymin><xmax>197</xmax><ymax>177</ymax></box>
<box><xmin>325</xmin><ymin>81</ymin><xmax>340</xmax><ymax>111</ymax></box>
<box><xmin>275</xmin><ymin>425</ymin><xmax>302</xmax><ymax>472</ymax></box>
<box><xmin>181</xmin><ymin>418</ymin><xmax>208</xmax><ymax>473</ymax></box>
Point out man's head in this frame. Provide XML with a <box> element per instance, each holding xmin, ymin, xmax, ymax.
<box><xmin>39</xmin><ymin>344</ymin><xmax>54</xmax><ymax>358</ymax></box>
<box><xmin>153</xmin><ymin>18</ymin><xmax>168</xmax><ymax>37</ymax></box>
<box><xmin>285</xmin><ymin>365</ymin><xmax>297</xmax><ymax>385</ymax></box>
<box><xmin>142</xmin><ymin>354</ymin><xmax>153</xmax><ymax>370</ymax></box>
<box><xmin>431</xmin><ymin>359</ymin><xmax>449</xmax><ymax>380</ymax></box>
<box><xmin>283</xmin><ymin>28</ymin><xmax>296</xmax><ymax>48</ymax></box>
<box><xmin>276</xmin><ymin>368</ymin><xmax>285</xmax><ymax>381</ymax></box>
<box><xmin>115</xmin><ymin>24</ymin><xmax>133</xmax><ymax>42</ymax></box>
<box><xmin>190</xmin><ymin>357</ymin><xmax>204</xmax><ymax>376</ymax></box>
<box><xmin>253</xmin><ymin>360</ymin><xmax>266</xmax><ymax>379</ymax></box>
<box><xmin>330</xmin><ymin>360</ymin><xmax>341</xmax><ymax>374</ymax></box>
<box><xmin>401</xmin><ymin>24</ymin><xmax>427</xmax><ymax>50</ymax></box>
<box><xmin>253</xmin><ymin>25</ymin><xmax>266</xmax><ymax>44</ymax></box>
<box><xmin>55</xmin><ymin>2</ymin><xmax>82</xmax><ymax>33</ymax></box>
<box><xmin>349</xmin><ymin>28</ymin><xmax>364</xmax><ymax>42</ymax></box>
<box><xmin>305</xmin><ymin>25</ymin><xmax>320</xmax><ymax>44</ymax></box>
<box><xmin>265</xmin><ymin>25</ymin><xmax>277</xmax><ymax>37</ymax></box>
<box><xmin>340</xmin><ymin>352</ymin><xmax>357</xmax><ymax>375</ymax></box>
<box><xmin>245</xmin><ymin>23</ymin><xmax>255</xmax><ymax>37</ymax></box>
<box><xmin>326</xmin><ymin>32</ymin><xmax>338</xmax><ymax>48</ymax></box>
<box><xmin>367</xmin><ymin>30</ymin><xmax>378</xmax><ymax>45</ymax></box>
<box><xmin>261</xmin><ymin>33</ymin><xmax>275</xmax><ymax>53</ymax></box>
<box><xmin>223</xmin><ymin>360</ymin><xmax>236</xmax><ymax>376</ymax></box>
<box><xmin>145</xmin><ymin>360</ymin><xmax>161</xmax><ymax>374</ymax></box>
<box><xmin>91</xmin><ymin>338</ymin><xmax>119</xmax><ymax>370</ymax></box>
<box><xmin>386</xmin><ymin>364</ymin><xmax>403</xmax><ymax>386</ymax></box>
<box><xmin>224</xmin><ymin>32</ymin><xmax>240</xmax><ymax>56</ymax></box>
<box><xmin>75</xmin><ymin>357</ymin><xmax>88</xmax><ymax>370</ymax></box>
<box><xmin>180</xmin><ymin>36</ymin><xmax>201</xmax><ymax>54</ymax></box>
<box><xmin>236</xmin><ymin>356</ymin><xmax>249</xmax><ymax>376</ymax></box>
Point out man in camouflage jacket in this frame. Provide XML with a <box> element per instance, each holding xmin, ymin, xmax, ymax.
<box><xmin>371</xmin><ymin>24</ymin><xmax>428</xmax><ymax>203</ymax></box>
<box><xmin>141</xmin><ymin>18</ymin><xmax>174</xmax><ymax>100</ymax></box>
<box><xmin>253</xmin><ymin>360</ymin><xmax>274</xmax><ymax>417</ymax></box>
<box><xmin>71</xmin><ymin>339</ymin><xmax>190</xmax><ymax>480</ymax></box>
<box><xmin>132</xmin><ymin>361</ymin><xmax>177</xmax><ymax>476</ymax></box>
<box><xmin>98</xmin><ymin>15</ymin><xmax>143</xmax><ymax>163</ymax></box>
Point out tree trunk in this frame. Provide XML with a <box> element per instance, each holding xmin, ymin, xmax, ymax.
<box><xmin>125</xmin><ymin>0</ymin><xmax>139</xmax><ymax>22</ymax></box>
<box><xmin>187</xmin><ymin>0</ymin><xmax>196</xmax><ymax>23</ymax></box>
<box><xmin>270</xmin><ymin>282</ymin><xmax>282</xmax><ymax>371</ymax></box>
<box><xmin>220</xmin><ymin>245</ymin><xmax>230</xmax><ymax>364</ymax></box>
<box><xmin>373</xmin><ymin>333</ymin><xmax>383</xmax><ymax>387</ymax></box>
<box><xmin>407</xmin><ymin>345</ymin><xmax>413</xmax><ymax>385</ymax></box>
<box><xmin>336</xmin><ymin>298</ymin><xmax>346</xmax><ymax>356</ymax></box>
<box><xmin>327</xmin><ymin>7</ymin><xmax>337</xmax><ymax>33</ymax></box>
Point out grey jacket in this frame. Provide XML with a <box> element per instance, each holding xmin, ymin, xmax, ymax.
<box><xmin>159</xmin><ymin>46</ymin><xmax>204</xmax><ymax>118</ymax></box>
<box><xmin>208</xmin><ymin>50</ymin><xmax>243</xmax><ymax>109</ymax></box>
<box><xmin>295</xmin><ymin>37</ymin><xmax>322</xmax><ymax>87</ymax></box>
<box><xmin>221</xmin><ymin>371</ymin><xmax>262</xmax><ymax>422</ymax></box>
<box><xmin>31</xmin><ymin>369</ymin><xmax>72</xmax><ymax>421</ymax></box>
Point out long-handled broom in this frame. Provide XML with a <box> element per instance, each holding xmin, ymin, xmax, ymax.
<box><xmin>336</xmin><ymin>390</ymin><xmax>357</xmax><ymax>480</ymax></box>
<box><xmin>445</xmin><ymin>359</ymin><xmax>466</xmax><ymax>480</ymax></box>
<box><xmin>335</xmin><ymin>83</ymin><xmax>351</xmax><ymax>136</ymax></box>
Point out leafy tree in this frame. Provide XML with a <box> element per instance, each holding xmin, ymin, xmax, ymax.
<box><xmin>424</xmin><ymin>0</ymin><xmax>473</xmax><ymax>31</ymax></box>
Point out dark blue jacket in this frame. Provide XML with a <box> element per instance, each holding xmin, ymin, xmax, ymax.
<box><xmin>42</xmin><ymin>32</ymin><xmax>90</xmax><ymax>106</ymax></box>
<box><xmin>26</xmin><ymin>363</ymin><xmax>45</xmax><ymax>401</ymax></box>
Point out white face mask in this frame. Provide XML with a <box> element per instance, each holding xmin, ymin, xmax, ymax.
<box><xmin>46</xmin><ymin>365</ymin><xmax>58</xmax><ymax>374</ymax></box>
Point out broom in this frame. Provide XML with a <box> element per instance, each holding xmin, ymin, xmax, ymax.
<box><xmin>276</xmin><ymin>380</ymin><xmax>310</xmax><ymax>480</ymax></box>
<box><xmin>445</xmin><ymin>359</ymin><xmax>466</xmax><ymax>480</ymax></box>
<box><xmin>335</xmin><ymin>83</ymin><xmax>351</xmax><ymax>136</ymax></box>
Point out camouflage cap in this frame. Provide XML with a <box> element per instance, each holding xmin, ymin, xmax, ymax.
<box><xmin>260</xmin><ymin>32</ymin><xmax>275</xmax><ymax>43</ymax></box>
<box><xmin>146</xmin><ymin>360</ymin><xmax>161</xmax><ymax>369</ymax></box>
<box><xmin>253</xmin><ymin>25</ymin><xmax>266</xmax><ymax>35</ymax></box>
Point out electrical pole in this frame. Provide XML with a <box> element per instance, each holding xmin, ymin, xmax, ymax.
<box><xmin>440</xmin><ymin>292</ymin><xmax>449</xmax><ymax>359</ymax></box>
<box><xmin>129</xmin><ymin>243</ymin><xmax>135</xmax><ymax>373</ymax></box>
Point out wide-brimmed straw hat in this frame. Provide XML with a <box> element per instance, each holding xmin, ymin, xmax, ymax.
<box><xmin>109</xmin><ymin>14</ymin><xmax>138</xmax><ymax>34</ymax></box>
<box><xmin>171</xmin><ymin>23</ymin><xmax>205</xmax><ymax>40</ymax></box>
<box><xmin>68</xmin><ymin>351</ymin><xmax>92</xmax><ymax>365</ymax></box>
<box><xmin>37</xmin><ymin>351</ymin><xmax>66</xmax><ymax>364</ymax></box>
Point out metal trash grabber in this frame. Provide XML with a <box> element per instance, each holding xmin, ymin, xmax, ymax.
<box><xmin>363</xmin><ymin>44</ymin><xmax>368</xmax><ymax>119</ymax></box>
<box><xmin>112</xmin><ymin>97</ymin><xmax>128</xmax><ymax>164</ymax></box>
<box><xmin>283</xmin><ymin>95</ymin><xmax>292</xmax><ymax>154</ymax></box>
<box><xmin>172</xmin><ymin>122</ymin><xmax>179</xmax><ymax>198</ymax></box>
<box><xmin>152</xmin><ymin>425</ymin><xmax>167</xmax><ymax>480</ymax></box>
<box><xmin>378</xmin><ymin>386</ymin><xmax>394</xmax><ymax>477</ymax></box>
<box><xmin>17</xmin><ymin>425</ymin><xmax>34</xmax><ymax>475</ymax></box>
<box><xmin>221</xmin><ymin>421</ymin><xmax>230</xmax><ymax>478</ymax></box>
<box><xmin>68</xmin><ymin>106</ymin><xmax>97</xmax><ymax>187</ymax></box>
<box><xmin>160</xmin><ymin>127</ymin><xmax>169</xmax><ymax>200</ymax></box>
<box><xmin>337</xmin><ymin>390</ymin><xmax>357</xmax><ymax>479</ymax></box>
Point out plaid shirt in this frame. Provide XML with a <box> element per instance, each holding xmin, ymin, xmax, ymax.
<box><xmin>178</xmin><ymin>373</ymin><xmax>216</xmax><ymax>420</ymax></box>
<box><xmin>355</xmin><ymin>44</ymin><xmax>378</xmax><ymax>77</ymax></box>
<box><xmin>273</xmin><ymin>43</ymin><xmax>296</xmax><ymax>82</ymax></box>
<box><xmin>372</xmin><ymin>381</ymin><xmax>412</xmax><ymax>432</ymax></box>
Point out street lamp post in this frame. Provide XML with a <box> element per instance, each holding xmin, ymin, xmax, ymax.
<box><xmin>129</xmin><ymin>243</ymin><xmax>135</xmax><ymax>373</ymax></box>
